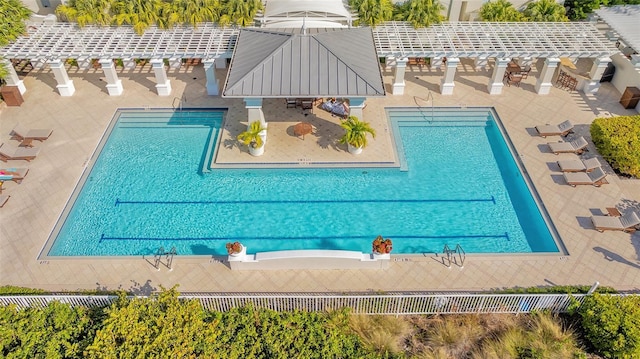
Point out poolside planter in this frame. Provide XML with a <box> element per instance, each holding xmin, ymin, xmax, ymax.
<box><xmin>249</xmin><ymin>144</ymin><xmax>265</xmax><ymax>156</ymax></box>
<box><xmin>347</xmin><ymin>143</ymin><xmax>363</xmax><ymax>155</ymax></box>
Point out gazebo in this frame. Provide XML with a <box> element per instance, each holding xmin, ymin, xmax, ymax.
<box><xmin>221</xmin><ymin>27</ymin><xmax>385</xmax><ymax>125</ymax></box>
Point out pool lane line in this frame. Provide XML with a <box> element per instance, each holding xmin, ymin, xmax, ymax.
<box><xmin>99</xmin><ymin>232</ymin><xmax>509</xmax><ymax>242</ymax></box>
<box><xmin>115</xmin><ymin>196</ymin><xmax>496</xmax><ymax>206</ymax></box>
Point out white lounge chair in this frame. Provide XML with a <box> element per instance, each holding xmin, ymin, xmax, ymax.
<box><xmin>11</xmin><ymin>124</ymin><xmax>53</xmax><ymax>141</ymax></box>
<box><xmin>0</xmin><ymin>143</ymin><xmax>41</xmax><ymax>162</ymax></box>
<box><xmin>557</xmin><ymin>157</ymin><xmax>601</xmax><ymax>172</ymax></box>
<box><xmin>591</xmin><ymin>211</ymin><xmax>640</xmax><ymax>233</ymax></box>
<box><xmin>563</xmin><ymin>167</ymin><xmax>607</xmax><ymax>187</ymax></box>
<box><xmin>535</xmin><ymin>120</ymin><xmax>574</xmax><ymax>137</ymax></box>
<box><xmin>548</xmin><ymin>136</ymin><xmax>588</xmax><ymax>155</ymax></box>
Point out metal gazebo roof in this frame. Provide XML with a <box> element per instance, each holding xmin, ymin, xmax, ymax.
<box><xmin>372</xmin><ymin>21</ymin><xmax>619</xmax><ymax>59</ymax></box>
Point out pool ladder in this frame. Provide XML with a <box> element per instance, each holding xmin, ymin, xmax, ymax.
<box><xmin>153</xmin><ymin>246</ymin><xmax>177</xmax><ymax>271</ymax></box>
<box><xmin>443</xmin><ymin>244</ymin><xmax>465</xmax><ymax>268</ymax></box>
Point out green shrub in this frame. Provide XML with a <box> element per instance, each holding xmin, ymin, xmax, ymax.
<box><xmin>0</xmin><ymin>286</ymin><xmax>47</xmax><ymax>295</ymax></box>
<box><xmin>491</xmin><ymin>284</ymin><xmax>616</xmax><ymax>294</ymax></box>
<box><xmin>578</xmin><ymin>293</ymin><xmax>640</xmax><ymax>358</ymax></box>
<box><xmin>590</xmin><ymin>115</ymin><xmax>640</xmax><ymax>178</ymax></box>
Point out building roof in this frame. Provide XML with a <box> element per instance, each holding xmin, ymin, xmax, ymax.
<box><xmin>373</xmin><ymin>21</ymin><xmax>618</xmax><ymax>58</ymax></box>
<box><xmin>261</xmin><ymin>0</ymin><xmax>354</xmax><ymax>28</ymax></box>
<box><xmin>595</xmin><ymin>5</ymin><xmax>640</xmax><ymax>52</ymax></box>
<box><xmin>222</xmin><ymin>27</ymin><xmax>385</xmax><ymax>98</ymax></box>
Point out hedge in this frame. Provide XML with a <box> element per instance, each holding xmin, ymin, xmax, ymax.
<box><xmin>590</xmin><ymin>115</ymin><xmax>640</xmax><ymax>178</ymax></box>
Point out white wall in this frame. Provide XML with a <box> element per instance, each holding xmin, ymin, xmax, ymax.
<box><xmin>610</xmin><ymin>53</ymin><xmax>640</xmax><ymax>108</ymax></box>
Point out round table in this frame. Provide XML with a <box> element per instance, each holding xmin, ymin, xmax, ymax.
<box><xmin>294</xmin><ymin>122</ymin><xmax>313</xmax><ymax>139</ymax></box>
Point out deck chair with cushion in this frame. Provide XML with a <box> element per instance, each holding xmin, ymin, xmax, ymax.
<box><xmin>535</xmin><ymin>120</ymin><xmax>574</xmax><ymax>137</ymax></box>
<box><xmin>557</xmin><ymin>157</ymin><xmax>601</xmax><ymax>172</ymax></box>
<box><xmin>548</xmin><ymin>136</ymin><xmax>588</xmax><ymax>154</ymax></box>
<box><xmin>0</xmin><ymin>168</ymin><xmax>29</xmax><ymax>183</ymax></box>
<box><xmin>10</xmin><ymin>124</ymin><xmax>53</xmax><ymax>146</ymax></box>
<box><xmin>563</xmin><ymin>167</ymin><xmax>608</xmax><ymax>187</ymax></box>
<box><xmin>591</xmin><ymin>211</ymin><xmax>640</xmax><ymax>233</ymax></box>
<box><xmin>0</xmin><ymin>143</ymin><xmax>41</xmax><ymax>162</ymax></box>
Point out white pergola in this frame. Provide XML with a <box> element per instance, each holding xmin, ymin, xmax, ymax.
<box><xmin>1</xmin><ymin>20</ymin><xmax>620</xmax><ymax>97</ymax></box>
<box><xmin>372</xmin><ymin>21</ymin><xmax>618</xmax><ymax>95</ymax></box>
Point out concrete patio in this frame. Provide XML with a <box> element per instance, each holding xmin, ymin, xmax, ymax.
<box><xmin>0</xmin><ymin>61</ymin><xmax>639</xmax><ymax>294</ymax></box>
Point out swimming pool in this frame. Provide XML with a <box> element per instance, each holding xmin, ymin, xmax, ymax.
<box><xmin>41</xmin><ymin>108</ymin><xmax>562</xmax><ymax>257</ymax></box>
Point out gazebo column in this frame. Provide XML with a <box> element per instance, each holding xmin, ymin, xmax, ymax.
<box><xmin>534</xmin><ymin>57</ymin><xmax>560</xmax><ymax>95</ymax></box>
<box><xmin>392</xmin><ymin>58</ymin><xmax>407</xmax><ymax>95</ymax></box>
<box><xmin>150</xmin><ymin>59</ymin><xmax>171</xmax><ymax>96</ymax></box>
<box><xmin>1</xmin><ymin>59</ymin><xmax>26</xmax><ymax>94</ymax></box>
<box><xmin>98</xmin><ymin>58</ymin><xmax>123</xmax><ymax>96</ymax></box>
<box><xmin>487</xmin><ymin>58</ymin><xmax>509</xmax><ymax>95</ymax></box>
<box><xmin>203</xmin><ymin>59</ymin><xmax>219</xmax><ymax>96</ymax></box>
<box><xmin>440</xmin><ymin>57</ymin><xmax>459</xmax><ymax>95</ymax></box>
<box><xmin>347</xmin><ymin>98</ymin><xmax>366</xmax><ymax>119</ymax></box>
<box><xmin>244</xmin><ymin>98</ymin><xmax>266</xmax><ymax>125</ymax></box>
<box><xmin>581</xmin><ymin>57</ymin><xmax>611</xmax><ymax>93</ymax></box>
<box><xmin>49</xmin><ymin>59</ymin><xmax>75</xmax><ymax>97</ymax></box>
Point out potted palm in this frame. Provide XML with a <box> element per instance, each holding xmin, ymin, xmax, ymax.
<box><xmin>339</xmin><ymin>115</ymin><xmax>376</xmax><ymax>154</ymax></box>
<box><xmin>237</xmin><ymin>121</ymin><xmax>267</xmax><ymax>156</ymax></box>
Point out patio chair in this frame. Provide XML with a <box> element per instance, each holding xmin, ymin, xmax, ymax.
<box><xmin>591</xmin><ymin>211</ymin><xmax>640</xmax><ymax>233</ymax></box>
<box><xmin>11</xmin><ymin>124</ymin><xmax>53</xmax><ymax>146</ymax></box>
<box><xmin>535</xmin><ymin>120</ymin><xmax>574</xmax><ymax>137</ymax></box>
<box><xmin>0</xmin><ymin>143</ymin><xmax>41</xmax><ymax>162</ymax></box>
<box><xmin>557</xmin><ymin>157</ymin><xmax>601</xmax><ymax>172</ymax></box>
<box><xmin>0</xmin><ymin>194</ymin><xmax>9</xmax><ymax>208</ymax></box>
<box><xmin>548</xmin><ymin>136</ymin><xmax>588</xmax><ymax>154</ymax></box>
<box><xmin>0</xmin><ymin>168</ymin><xmax>29</xmax><ymax>183</ymax></box>
<box><xmin>563</xmin><ymin>167</ymin><xmax>608</xmax><ymax>187</ymax></box>
<box><xmin>505</xmin><ymin>73</ymin><xmax>523</xmax><ymax>87</ymax></box>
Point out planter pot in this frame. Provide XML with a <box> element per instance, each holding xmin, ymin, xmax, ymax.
<box><xmin>249</xmin><ymin>144</ymin><xmax>265</xmax><ymax>156</ymax></box>
<box><xmin>347</xmin><ymin>143</ymin><xmax>363</xmax><ymax>155</ymax></box>
<box><xmin>258</xmin><ymin>129</ymin><xmax>267</xmax><ymax>145</ymax></box>
<box><xmin>373</xmin><ymin>252</ymin><xmax>390</xmax><ymax>260</ymax></box>
<box><xmin>229</xmin><ymin>244</ymin><xmax>246</xmax><ymax>258</ymax></box>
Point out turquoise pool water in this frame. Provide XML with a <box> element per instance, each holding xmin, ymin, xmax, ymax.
<box><xmin>43</xmin><ymin>108</ymin><xmax>561</xmax><ymax>257</ymax></box>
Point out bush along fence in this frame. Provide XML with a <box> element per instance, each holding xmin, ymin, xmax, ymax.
<box><xmin>0</xmin><ymin>292</ymin><xmax>606</xmax><ymax>314</ymax></box>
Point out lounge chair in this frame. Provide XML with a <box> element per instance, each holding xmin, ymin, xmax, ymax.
<box><xmin>0</xmin><ymin>194</ymin><xmax>9</xmax><ymax>208</ymax></box>
<box><xmin>557</xmin><ymin>157</ymin><xmax>601</xmax><ymax>172</ymax></box>
<box><xmin>10</xmin><ymin>124</ymin><xmax>53</xmax><ymax>146</ymax></box>
<box><xmin>563</xmin><ymin>167</ymin><xmax>608</xmax><ymax>187</ymax></box>
<box><xmin>548</xmin><ymin>136</ymin><xmax>588</xmax><ymax>155</ymax></box>
<box><xmin>591</xmin><ymin>211</ymin><xmax>640</xmax><ymax>233</ymax></box>
<box><xmin>0</xmin><ymin>143</ymin><xmax>41</xmax><ymax>162</ymax></box>
<box><xmin>0</xmin><ymin>168</ymin><xmax>29</xmax><ymax>183</ymax></box>
<box><xmin>535</xmin><ymin>120</ymin><xmax>574</xmax><ymax>137</ymax></box>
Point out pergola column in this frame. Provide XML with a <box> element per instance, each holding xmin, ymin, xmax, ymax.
<box><xmin>203</xmin><ymin>59</ymin><xmax>219</xmax><ymax>96</ymax></box>
<box><xmin>392</xmin><ymin>58</ymin><xmax>407</xmax><ymax>95</ymax></box>
<box><xmin>150</xmin><ymin>59</ymin><xmax>171</xmax><ymax>96</ymax></box>
<box><xmin>1</xmin><ymin>59</ymin><xmax>26</xmax><ymax>94</ymax></box>
<box><xmin>581</xmin><ymin>57</ymin><xmax>611</xmax><ymax>93</ymax></box>
<box><xmin>244</xmin><ymin>98</ymin><xmax>266</xmax><ymax>125</ymax></box>
<box><xmin>440</xmin><ymin>57</ymin><xmax>459</xmax><ymax>95</ymax></box>
<box><xmin>487</xmin><ymin>58</ymin><xmax>509</xmax><ymax>95</ymax></box>
<box><xmin>534</xmin><ymin>57</ymin><xmax>560</xmax><ymax>95</ymax></box>
<box><xmin>98</xmin><ymin>58</ymin><xmax>123</xmax><ymax>96</ymax></box>
<box><xmin>347</xmin><ymin>98</ymin><xmax>366</xmax><ymax>119</ymax></box>
<box><xmin>49</xmin><ymin>59</ymin><xmax>75</xmax><ymax>96</ymax></box>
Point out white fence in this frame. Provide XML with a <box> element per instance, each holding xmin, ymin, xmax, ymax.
<box><xmin>0</xmin><ymin>293</ymin><xmax>590</xmax><ymax>314</ymax></box>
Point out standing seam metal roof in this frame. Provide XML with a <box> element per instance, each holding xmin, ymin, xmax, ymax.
<box><xmin>595</xmin><ymin>5</ymin><xmax>640</xmax><ymax>53</ymax></box>
<box><xmin>222</xmin><ymin>27</ymin><xmax>385</xmax><ymax>97</ymax></box>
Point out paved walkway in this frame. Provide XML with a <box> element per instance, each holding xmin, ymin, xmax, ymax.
<box><xmin>0</xmin><ymin>61</ymin><xmax>639</xmax><ymax>294</ymax></box>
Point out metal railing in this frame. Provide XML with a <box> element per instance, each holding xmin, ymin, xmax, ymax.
<box><xmin>0</xmin><ymin>293</ymin><xmax>599</xmax><ymax>314</ymax></box>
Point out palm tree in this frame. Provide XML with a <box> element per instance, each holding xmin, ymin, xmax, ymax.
<box><xmin>56</xmin><ymin>0</ymin><xmax>114</xmax><ymax>27</ymax></box>
<box><xmin>0</xmin><ymin>0</ymin><xmax>31</xmax><ymax>82</ymax></box>
<box><xmin>401</xmin><ymin>0</ymin><xmax>444</xmax><ymax>28</ymax></box>
<box><xmin>350</xmin><ymin>0</ymin><xmax>393</xmax><ymax>27</ymax></box>
<box><xmin>164</xmin><ymin>0</ymin><xmax>222</xmax><ymax>28</ymax></box>
<box><xmin>479</xmin><ymin>0</ymin><xmax>523</xmax><ymax>21</ymax></box>
<box><xmin>522</xmin><ymin>0</ymin><xmax>569</xmax><ymax>21</ymax></box>
<box><xmin>219</xmin><ymin>0</ymin><xmax>263</xmax><ymax>27</ymax></box>
<box><xmin>112</xmin><ymin>0</ymin><xmax>164</xmax><ymax>34</ymax></box>
<box><xmin>339</xmin><ymin>116</ymin><xmax>376</xmax><ymax>150</ymax></box>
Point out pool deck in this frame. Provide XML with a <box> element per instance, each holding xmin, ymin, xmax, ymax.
<box><xmin>1</xmin><ymin>61</ymin><xmax>639</xmax><ymax>294</ymax></box>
